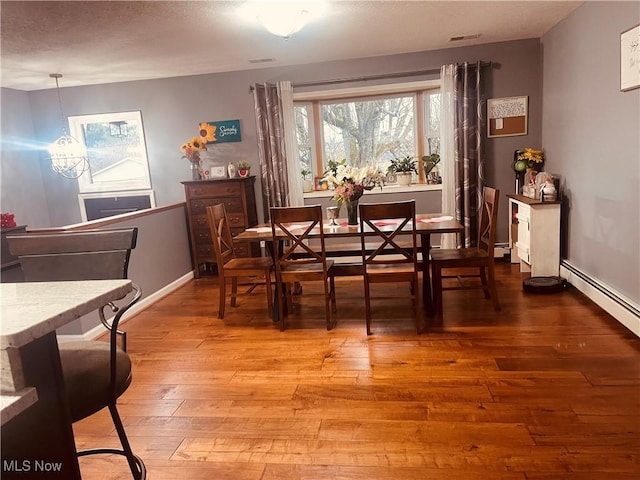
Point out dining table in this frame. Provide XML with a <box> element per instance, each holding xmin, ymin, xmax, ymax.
<box><xmin>234</xmin><ymin>213</ymin><xmax>464</xmax><ymax>319</ymax></box>
<box><xmin>1</xmin><ymin>279</ymin><xmax>133</xmax><ymax>480</ymax></box>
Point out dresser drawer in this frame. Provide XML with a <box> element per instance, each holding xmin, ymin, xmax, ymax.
<box><xmin>196</xmin><ymin>243</ymin><xmax>215</xmax><ymax>260</ymax></box>
<box><xmin>233</xmin><ymin>241</ymin><xmax>252</xmax><ymax>258</ymax></box>
<box><xmin>193</xmin><ymin>227</ymin><xmax>212</xmax><ymax>245</ymax></box>
<box><xmin>187</xmin><ymin>182</ymin><xmax>241</xmax><ymax>199</ymax></box>
<box><xmin>190</xmin><ymin>197</ymin><xmax>245</xmax><ymax>215</ymax></box>
<box><xmin>192</xmin><ymin>212</ymin><xmax>246</xmax><ymax>230</ymax></box>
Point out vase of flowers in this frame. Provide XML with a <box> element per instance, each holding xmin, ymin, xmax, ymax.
<box><xmin>181</xmin><ymin>136</ymin><xmax>208</xmax><ymax>180</ymax></box>
<box><xmin>323</xmin><ymin>164</ymin><xmax>385</xmax><ymax>225</ymax></box>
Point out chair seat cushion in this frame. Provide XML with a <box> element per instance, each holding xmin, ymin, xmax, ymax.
<box><xmin>59</xmin><ymin>340</ymin><xmax>132</xmax><ymax>422</ymax></box>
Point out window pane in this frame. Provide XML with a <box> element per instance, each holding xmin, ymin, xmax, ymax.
<box><xmin>424</xmin><ymin>91</ymin><xmax>441</xmax><ymax>155</ymax></box>
<box><xmin>83</xmin><ymin>121</ymin><xmax>147</xmax><ymax>183</ymax></box>
<box><xmin>321</xmin><ymin>95</ymin><xmax>415</xmax><ymax>170</ymax></box>
<box><xmin>69</xmin><ymin>111</ymin><xmax>151</xmax><ymax>193</ymax></box>
<box><xmin>294</xmin><ymin>104</ymin><xmax>312</xmax><ymax>173</ymax></box>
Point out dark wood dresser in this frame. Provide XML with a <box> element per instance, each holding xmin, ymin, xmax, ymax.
<box><xmin>182</xmin><ymin>177</ymin><xmax>259</xmax><ymax>278</ymax></box>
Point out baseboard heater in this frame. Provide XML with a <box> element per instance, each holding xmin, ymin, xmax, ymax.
<box><xmin>560</xmin><ymin>260</ymin><xmax>640</xmax><ymax>337</ymax></box>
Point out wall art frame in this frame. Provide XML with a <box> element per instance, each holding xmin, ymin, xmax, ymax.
<box><xmin>621</xmin><ymin>24</ymin><xmax>640</xmax><ymax>92</ymax></box>
<box><xmin>487</xmin><ymin>96</ymin><xmax>528</xmax><ymax>138</ymax></box>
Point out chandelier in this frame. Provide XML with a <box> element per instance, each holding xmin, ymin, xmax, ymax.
<box><xmin>47</xmin><ymin>74</ymin><xmax>89</xmax><ymax>179</ymax></box>
<box><xmin>239</xmin><ymin>1</ymin><xmax>326</xmax><ymax>39</ymax></box>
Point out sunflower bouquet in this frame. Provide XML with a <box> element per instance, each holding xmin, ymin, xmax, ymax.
<box><xmin>180</xmin><ymin>137</ymin><xmax>207</xmax><ymax>166</ymax></box>
<box><xmin>181</xmin><ymin>123</ymin><xmax>217</xmax><ymax>179</ymax></box>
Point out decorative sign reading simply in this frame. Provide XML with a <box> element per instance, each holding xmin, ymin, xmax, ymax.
<box><xmin>621</xmin><ymin>24</ymin><xmax>640</xmax><ymax>92</ymax></box>
<box><xmin>487</xmin><ymin>96</ymin><xmax>528</xmax><ymax>138</ymax></box>
<box><xmin>201</xmin><ymin>119</ymin><xmax>242</xmax><ymax>144</ymax></box>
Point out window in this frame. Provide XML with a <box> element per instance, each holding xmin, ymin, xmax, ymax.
<box><xmin>68</xmin><ymin>111</ymin><xmax>152</xmax><ymax>193</ymax></box>
<box><xmin>293</xmin><ymin>81</ymin><xmax>441</xmax><ymax>184</ymax></box>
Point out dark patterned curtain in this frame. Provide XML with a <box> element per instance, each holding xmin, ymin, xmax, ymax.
<box><xmin>453</xmin><ymin>62</ymin><xmax>485</xmax><ymax>247</ymax></box>
<box><xmin>252</xmin><ymin>83</ymin><xmax>290</xmax><ymax>221</ymax></box>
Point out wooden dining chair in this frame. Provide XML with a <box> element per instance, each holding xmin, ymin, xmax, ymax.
<box><xmin>359</xmin><ymin>200</ymin><xmax>420</xmax><ymax>335</ymax></box>
<box><xmin>7</xmin><ymin>227</ymin><xmax>146</xmax><ymax>479</ymax></box>
<box><xmin>270</xmin><ymin>205</ymin><xmax>337</xmax><ymax>331</ymax></box>
<box><xmin>206</xmin><ymin>204</ymin><xmax>273</xmax><ymax>319</ymax></box>
<box><xmin>430</xmin><ymin>186</ymin><xmax>501</xmax><ymax>317</ymax></box>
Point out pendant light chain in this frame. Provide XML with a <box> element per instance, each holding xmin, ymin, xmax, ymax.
<box><xmin>51</xmin><ymin>73</ymin><xmax>68</xmax><ymax>135</ymax></box>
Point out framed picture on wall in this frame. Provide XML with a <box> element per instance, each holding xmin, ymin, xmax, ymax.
<box><xmin>487</xmin><ymin>96</ymin><xmax>528</xmax><ymax>138</ymax></box>
<box><xmin>620</xmin><ymin>24</ymin><xmax>640</xmax><ymax>91</ymax></box>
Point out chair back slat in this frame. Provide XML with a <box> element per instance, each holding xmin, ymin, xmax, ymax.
<box><xmin>477</xmin><ymin>186</ymin><xmax>499</xmax><ymax>254</ymax></box>
<box><xmin>19</xmin><ymin>252</ymin><xmax>129</xmax><ymax>282</ymax></box>
<box><xmin>207</xmin><ymin>204</ymin><xmax>236</xmax><ymax>267</ymax></box>
<box><xmin>7</xmin><ymin>227</ymin><xmax>138</xmax><ymax>281</ymax></box>
<box><xmin>270</xmin><ymin>205</ymin><xmax>327</xmax><ymax>267</ymax></box>
<box><xmin>359</xmin><ymin>201</ymin><xmax>417</xmax><ymax>268</ymax></box>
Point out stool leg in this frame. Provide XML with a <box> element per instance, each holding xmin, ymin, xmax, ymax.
<box><xmin>109</xmin><ymin>404</ymin><xmax>145</xmax><ymax>479</ymax></box>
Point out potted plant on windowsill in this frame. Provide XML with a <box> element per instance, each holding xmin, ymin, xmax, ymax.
<box><xmin>237</xmin><ymin>160</ymin><xmax>251</xmax><ymax>178</ymax></box>
<box><xmin>301</xmin><ymin>166</ymin><xmax>313</xmax><ymax>192</ymax></box>
<box><xmin>387</xmin><ymin>156</ymin><xmax>416</xmax><ymax>186</ymax></box>
<box><xmin>422</xmin><ymin>153</ymin><xmax>441</xmax><ymax>184</ymax></box>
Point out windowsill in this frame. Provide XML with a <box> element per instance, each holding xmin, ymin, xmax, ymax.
<box><xmin>303</xmin><ymin>183</ymin><xmax>442</xmax><ymax>199</ymax></box>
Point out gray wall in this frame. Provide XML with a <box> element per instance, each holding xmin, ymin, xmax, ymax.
<box><xmin>55</xmin><ymin>204</ymin><xmax>193</xmax><ymax>335</ymax></box>
<box><xmin>1</xmin><ymin>38</ymin><xmax>543</xmax><ymax>246</ymax></box>
<box><xmin>0</xmin><ymin>88</ymin><xmax>51</xmax><ymax>227</ymax></box>
<box><xmin>542</xmin><ymin>1</ymin><xmax>640</xmax><ymax>304</ymax></box>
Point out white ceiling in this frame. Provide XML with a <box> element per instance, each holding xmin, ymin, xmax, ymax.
<box><xmin>0</xmin><ymin>0</ymin><xmax>583</xmax><ymax>92</ymax></box>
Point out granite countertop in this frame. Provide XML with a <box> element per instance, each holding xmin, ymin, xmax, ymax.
<box><xmin>1</xmin><ymin>279</ymin><xmax>132</xmax><ymax>350</ymax></box>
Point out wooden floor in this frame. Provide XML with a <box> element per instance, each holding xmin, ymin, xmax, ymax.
<box><xmin>74</xmin><ymin>261</ymin><xmax>640</xmax><ymax>479</ymax></box>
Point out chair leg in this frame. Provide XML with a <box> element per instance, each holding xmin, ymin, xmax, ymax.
<box><xmin>265</xmin><ymin>269</ymin><xmax>273</xmax><ymax>318</ymax></box>
<box><xmin>217</xmin><ymin>277</ymin><xmax>226</xmax><ymax>319</ymax></box>
<box><xmin>479</xmin><ymin>267</ymin><xmax>490</xmax><ymax>299</ymax></box>
<box><xmin>431</xmin><ymin>262</ymin><xmax>443</xmax><ymax>317</ymax></box>
<box><xmin>323</xmin><ymin>278</ymin><xmax>333</xmax><ymax>331</ymax></box>
<box><xmin>108</xmin><ymin>403</ymin><xmax>145</xmax><ymax>479</ymax></box>
<box><xmin>230</xmin><ymin>278</ymin><xmax>238</xmax><ymax>307</ymax></box>
<box><xmin>77</xmin><ymin>404</ymin><xmax>146</xmax><ymax>479</ymax></box>
<box><xmin>329</xmin><ymin>275</ymin><xmax>337</xmax><ymax>314</ymax></box>
<box><xmin>412</xmin><ymin>277</ymin><xmax>420</xmax><ymax>334</ymax></box>
<box><xmin>487</xmin><ymin>263</ymin><xmax>501</xmax><ymax>312</ymax></box>
<box><xmin>364</xmin><ymin>277</ymin><xmax>372</xmax><ymax>335</ymax></box>
<box><xmin>276</xmin><ymin>277</ymin><xmax>286</xmax><ymax>331</ymax></box>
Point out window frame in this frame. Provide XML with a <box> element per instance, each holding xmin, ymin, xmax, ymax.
<box><xmin>293</xmin><ymin>79</ymin><xmax>441</xmax><ymax>183</ymax></box>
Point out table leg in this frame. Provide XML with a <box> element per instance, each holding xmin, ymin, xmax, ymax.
<box><xmin>420</xmin><ymin>233</ymin><xmax>435</xmax><ymax>317</ymax></box>
<box><xmin>1</xmin><ymin>333</ymin><xmax>82</xmax><ymax>479</ymax></box>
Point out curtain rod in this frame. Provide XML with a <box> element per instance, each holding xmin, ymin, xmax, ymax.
<box><xmin>249</xmin><ymin>61</ymin><xmax>494</xmax><ymax>92</ymax></box>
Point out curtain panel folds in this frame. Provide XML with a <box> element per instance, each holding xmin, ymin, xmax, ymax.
<box><xmin>441</xmin><ymin>62</ymin><xmax>485</xmax><ymax>247</ymax></box>
<box><xmin>252</xmin><ymin>83</ymin><xmax>289</xmax><ymax>221</ymax></box>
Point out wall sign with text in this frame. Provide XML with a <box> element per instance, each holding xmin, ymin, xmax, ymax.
<box><xmin>201</xmin><ymin>119</ymin><xmax>242</xmax><ymax>144</ymax></box>
<box><xmin>487</xmin><ymin>96</ymin><xmax>528</xmax><ymax>138</ymax></box>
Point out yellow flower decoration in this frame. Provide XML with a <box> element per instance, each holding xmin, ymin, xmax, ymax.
<box><xmin>198</xmin><ymin>122</ymin><xmax>217</xmax><ymax>143</ymax></box>
<box><xmin>189</xmin><ymin>137</ymin><xmax>207</xmax><ymax>151</ymax></box>
<box><xmin>517</xmin><ymin>148</ymin><xmax>544</xmax><ymax>164</ymax></box>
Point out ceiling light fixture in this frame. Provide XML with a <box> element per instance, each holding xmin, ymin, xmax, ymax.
<box><xmin>239</xmin><ymin>1</ymin><xmax>326</xmax><ymax>39</ymax></box>
<box><xmin>47</xmin><ymin>73</ymin><xmax>89</xmax><ymax>179</ymax></box>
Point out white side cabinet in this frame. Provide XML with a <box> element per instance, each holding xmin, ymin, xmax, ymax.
<box><xmin>507</xmin><ymin>194</ymin><xmax>561</xmax><ymax>277</ymax></box>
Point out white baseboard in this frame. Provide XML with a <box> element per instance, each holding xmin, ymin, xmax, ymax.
<box><xmin>57</xmin><ymin>271</ymin><xmax>195</xmax><ymax>342</ymax></box>
<box><xmin>560</xmin><ymin>262</ymin><xmax>640</xmax><ymax>337</ymax></box>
